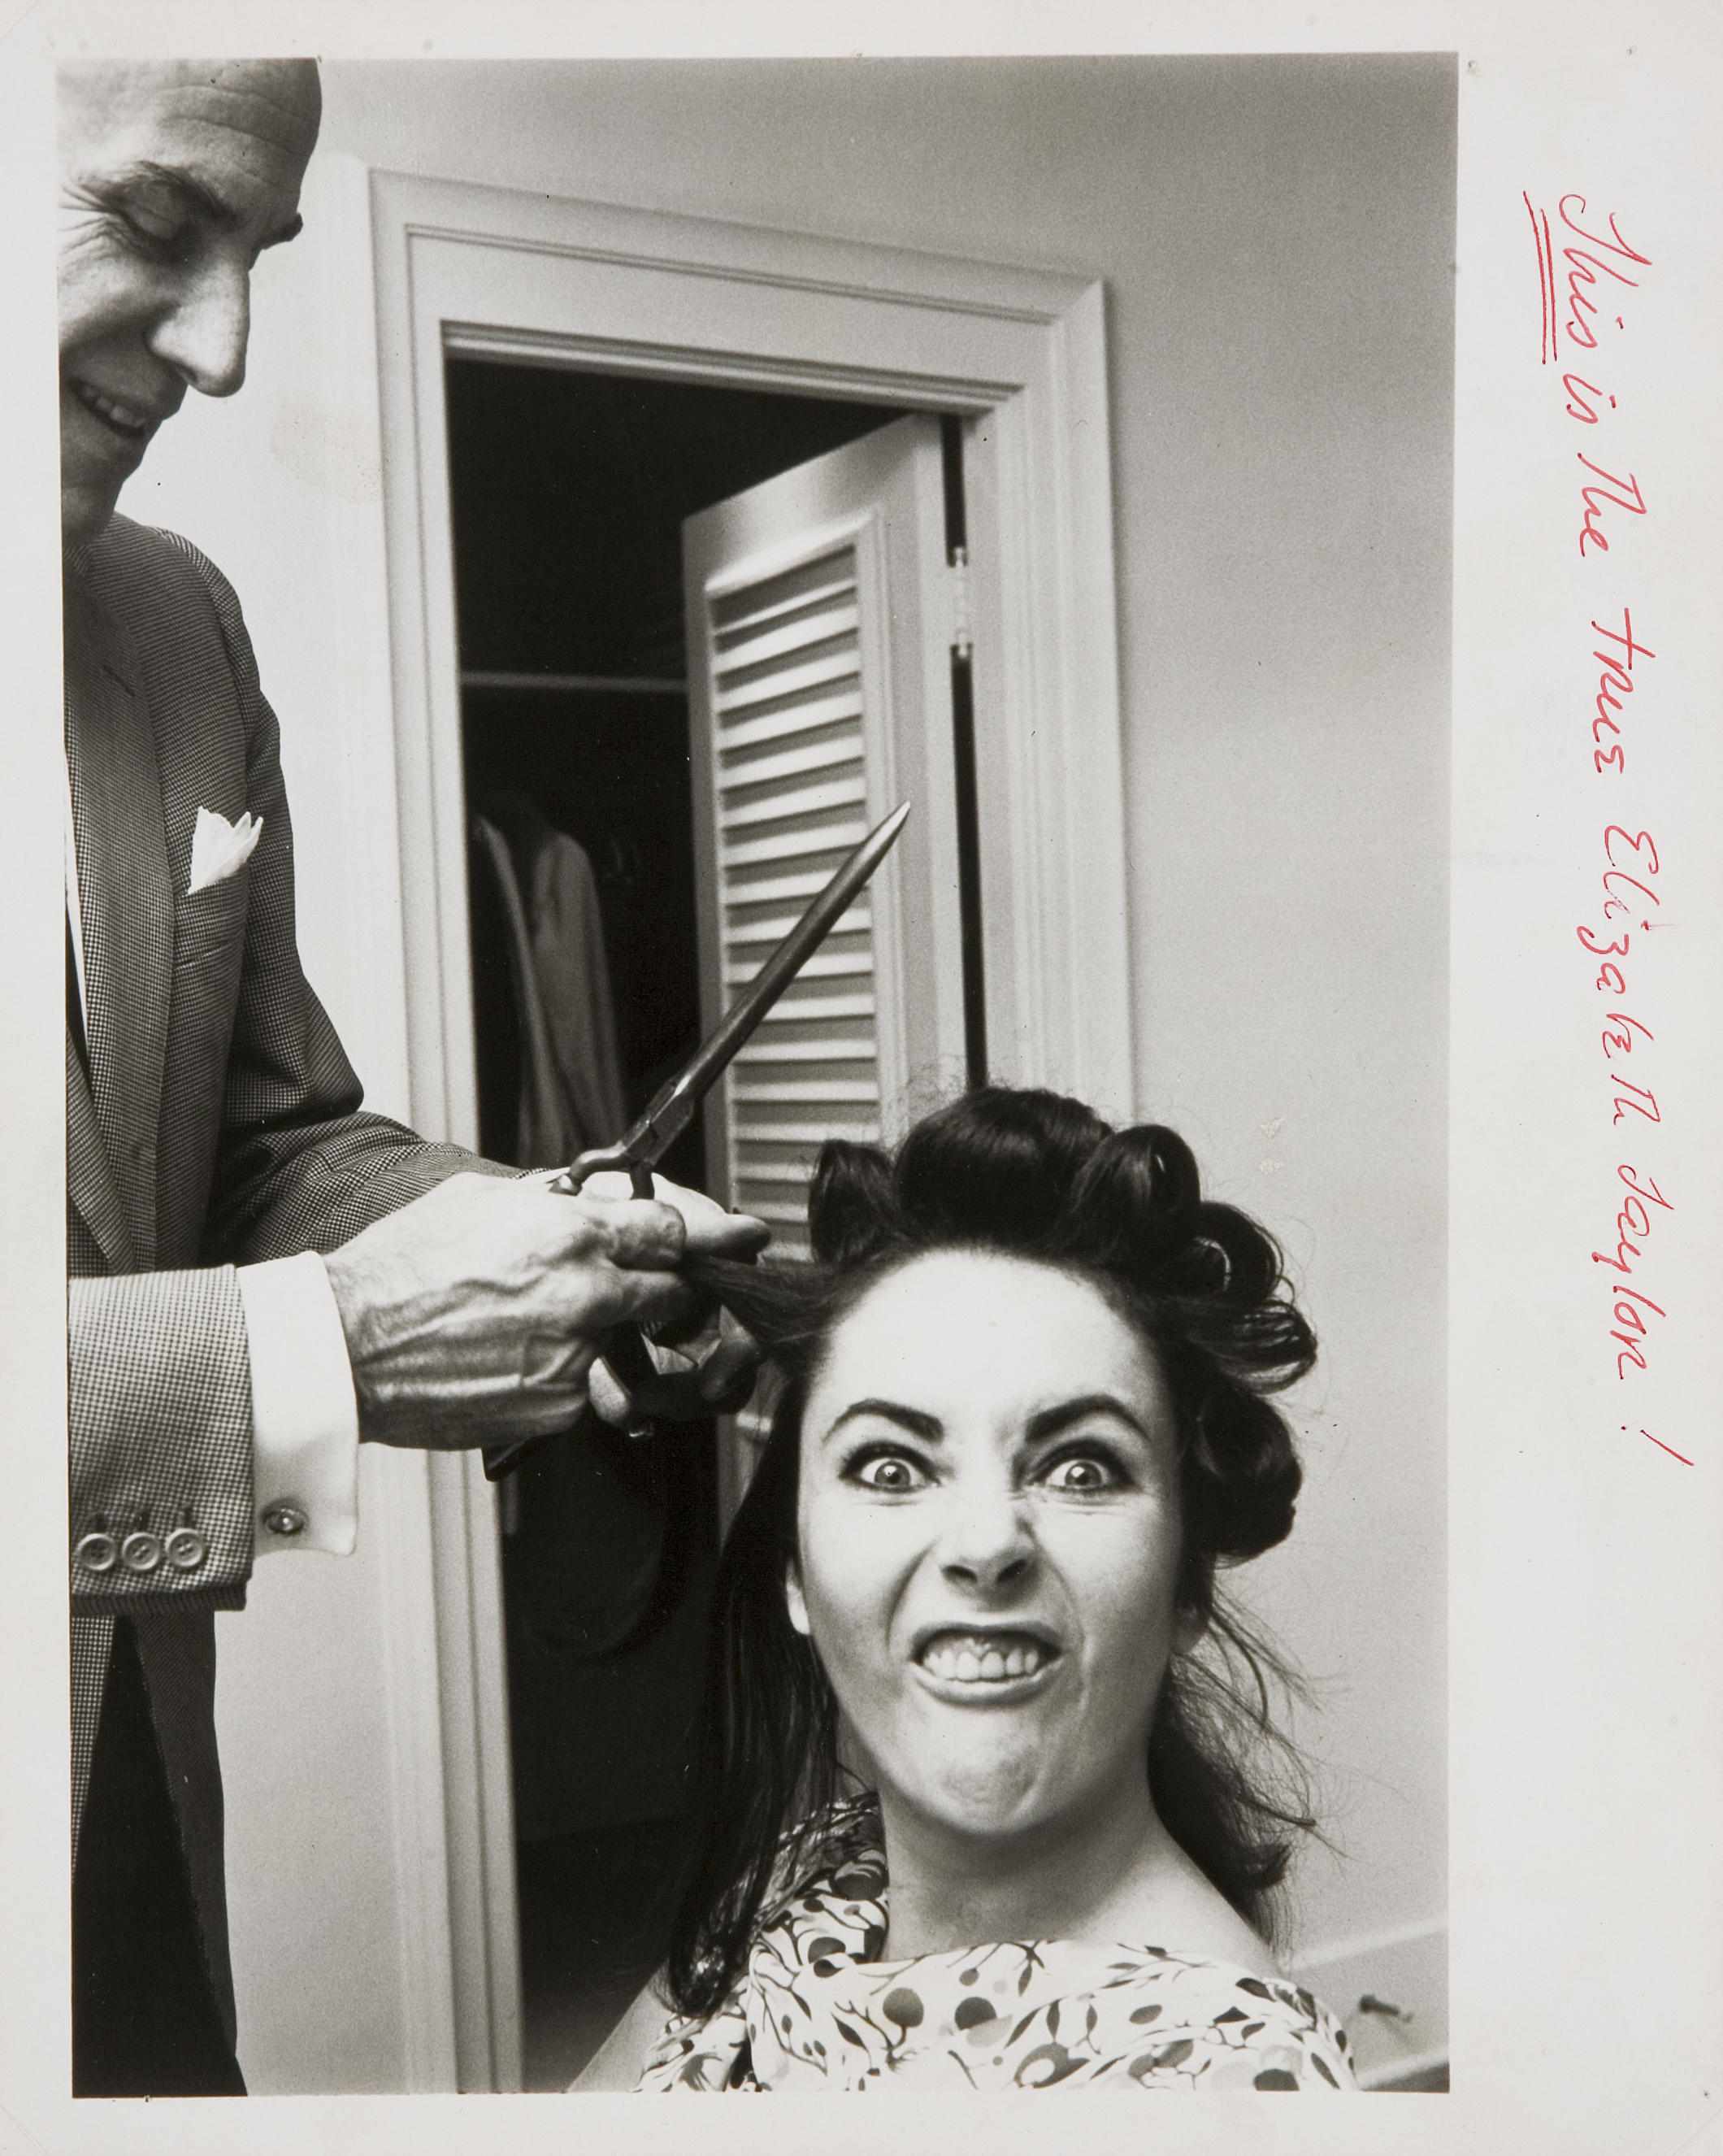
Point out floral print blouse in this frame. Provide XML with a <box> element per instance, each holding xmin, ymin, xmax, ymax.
<box><xmin>637</xmin><ymin>1795</ymin><xmax>1356</xmax><ymax>2092</ymax></box>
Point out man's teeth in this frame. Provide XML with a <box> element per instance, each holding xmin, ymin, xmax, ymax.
<box><xmin>73</xmin><ymin>382</ymin><xmax>150</xmax><ymax>437</ymax></box>
<box><xmin>920</xmin><ymin>1635</ymin><xmax>1051</xmax><ymax>1682</ymax></box>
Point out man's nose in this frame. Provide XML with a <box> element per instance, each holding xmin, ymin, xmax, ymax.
<box><xmin>936</xmin><ymin>1482</ymin><xmax>1035</xmax><ymax>1593</ymax></box>
<box><xmin>150</xmin><ymin>259</ymin><xmax>251</xmax><ymax>399</ymax></box>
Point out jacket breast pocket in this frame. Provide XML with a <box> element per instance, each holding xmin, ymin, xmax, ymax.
<box><xmin>175</xmin><ymin>871</ymin><xmax>248</xmax><ymax>973</ymax></box>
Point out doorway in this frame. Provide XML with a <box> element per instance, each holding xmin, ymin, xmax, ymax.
<box><xmin>370</xmin><ymin>166</ymin><xmax>1126</xmax><ymax>2093</ymax></box>
<box><xmin>444</xmin><ymin>360</ymin><xmax>927</xmax><ymax>2086</ymax></box>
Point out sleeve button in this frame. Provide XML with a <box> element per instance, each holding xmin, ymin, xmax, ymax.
<box><xmin>74</xmin><ymin>1531</ymin><xmax>119</xmax><ymax>1575</ymax></box>
<box><xmin>261</xmin><ymin>1502</ymin><xmax>308</xmax><ymax>1540</ymax></box>
<box><xmin>164</xmin><ymin>1526</ymin><xmax>209</xmax><ymax>1571</ymax></box>
<box><xmin>119</xmin><ymin>1531</ymin><xmax>163</xmax><ymax>1574</ymax></box>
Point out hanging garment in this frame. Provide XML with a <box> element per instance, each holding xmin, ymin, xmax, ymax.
<box><xmin>471</xmin><ymin>812</ymin><xmax>618</xmax><ymax>1170</ymax></box>
<box><xmin>469</xmin><ymin>806</ymin><xmax>675</xmax><ymax>1800</ymax></box>
<box><xmin>473</xmin><ymin>795</ymin><xmax>625</xmax><ymax>1169</ymax></box>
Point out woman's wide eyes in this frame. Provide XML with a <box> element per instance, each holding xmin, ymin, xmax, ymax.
<box><xmin>840</xmin><ymin>1446</ymin><xmax>1126</xmax><ymax>1493</ymax></box>
<box><xmin>1037</xmin><ymin>1450</ymin><xmax>1122</xmax><ymax>1493</ymax></box>
<box><xmin>848</xmin><ymin>1451</ymin><xmax>929</xmax><ymax>1493</ymax></box>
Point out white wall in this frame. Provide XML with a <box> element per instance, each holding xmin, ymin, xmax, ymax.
<box><xmin>143</xmin><ymin>54</ymin><xmax>1452</xmax><ymax>2086</ymax></box>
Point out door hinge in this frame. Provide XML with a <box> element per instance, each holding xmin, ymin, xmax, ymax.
<box><xmin>948</xmin><ymin>546</ymin><xmax>974</xmax><ymax>661</ymax></box>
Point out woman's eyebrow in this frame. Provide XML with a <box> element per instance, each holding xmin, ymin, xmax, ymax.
<box><xmin>1023</xmin><ymin>1394</ymin><xmax>1152</xmax><ymax>1444</ymax></box>
<box><xmin>821</xmin><ymin>1399</ymin><xmax>944</xmax><ymax>1445</ymax></box>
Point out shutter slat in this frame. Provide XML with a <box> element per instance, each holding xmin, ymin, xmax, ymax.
<box><xmin>721</xmin><ymin>819</ymin><xmax>870</xmax><ymax>870</ymax></box>
<box><xmin>760</xmin><ymin>993</ymin><xmax>876</xmax><ymax>1023</ymax></box>
<box><xmin>718</xmin><ymin>687</ymin><xmax>864</xmax><ymax>753</ymax></box>
<box><xmin>733</xmin><ymin>1038</ymin><xmax>876</xmax><ymax>1065</ymax></box>
<box><xmin>731</xmin><ymin>1159</ymin><xmax>818</xmax><ymax>1186</ymax></box>
<box><xmin>723</xmin><ymin>906</ymin><xmax>869</xmax><ymax>947</ymax></box>
<box><xmin>732</xmin><ymin>1120</ymin><xmax>883</xmax><ymax>1146</ymax></box>
<box><xmin>717</xmin><ymin>733</ymin><xmax>864</xmax><ymax>792</ymax></box>
<box><xmin>713</xmin><ymin>548</ymin><xmax>854</xmax><ymax>629</ymax></box>
<box><xmin>715</xmin><ymin>647</ymin><xmax>857</xmax><ymax>716</ymax></box>
<box><xmin>720</xmin><ymin>774</ymin><xmax>868</xmax><ymax>831</ymax></box>
<box><xmin>726</xmin><ymin>950</ymin><xmax>874</xmax><ymax>985</ymax></box>
<box><xmin>731</xmin><ymin>1080</ymin><xmax>882</xmax><ymax>1104</ymax></box>
<box><xmin>722</xmin><ymin>864</ymin><xmax>851</xmax><ymax>906</ymax></box>
<box><xmin>718</xmin><ymin>601</ymin><xmax>860</xmax><ymax>676</ymax></box>
<box><xmin>716</xmin><ymin>568</ymin><xmax>856</xmax><ymax>638</ymax></box>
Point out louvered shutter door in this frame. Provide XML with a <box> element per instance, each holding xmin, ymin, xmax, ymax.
<box><xmin>684</xmin><ymin>417</ymin><xmax>965</xmax><ymax>1506</ymax></box>
<box><xmin>705</xmin><ymin>545</ymin><xmax>890</xmax><ymax>1259</ymax></box>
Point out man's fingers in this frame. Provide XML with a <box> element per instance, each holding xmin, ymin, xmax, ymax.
<box><xmin>603</xmin><ymin>1265</ymin><xmax>700</xmax><ymax>1335</ymax></box>
<box><xmin>584</xmin><ymin>1308</ymin><xmax>762</xmax><ymax>1428</ymax></box>
<box><xmin>575</xmin><ymin>1195</ymin><xmax>687</xmax><ymax>1271</ymax></box>
<box><xmin>680</xmin><ymin>1206</ymin><xmax>772</xmax><ymax>1260</ymax></box>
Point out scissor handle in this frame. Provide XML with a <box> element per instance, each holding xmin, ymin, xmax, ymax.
<box><xmin>553</xmin><ymin>1142</ymin><xmax>649</xmax><ymax>1194</ymax></box>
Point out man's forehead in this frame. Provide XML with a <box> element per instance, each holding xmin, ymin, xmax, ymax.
<box><xmin>60</xmin><ymin>59</ymin><xmax>321</xmax><ymax>166</ymax></box>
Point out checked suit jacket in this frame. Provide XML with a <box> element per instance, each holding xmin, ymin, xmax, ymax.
<box><xmin>66</xmin><ymin>514</ymin><xmax>492</xmax><ymax>2049</ymax></box>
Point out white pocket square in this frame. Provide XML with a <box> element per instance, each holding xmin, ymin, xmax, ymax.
<box><xmin>188</xmin><ymin>806</ymin><xmax>263</xmax><ymax>895</ymax></box>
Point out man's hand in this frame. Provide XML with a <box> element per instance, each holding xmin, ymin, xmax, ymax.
<box><xmin>588</xmin><ymin>1302</ymin><xmax>762</xmax><ymax>1429</ymax></box>
<box><xmin>322</xmin><ymin>1171</ymin><xmax>768</xmax><ymax>1450</ymax></box>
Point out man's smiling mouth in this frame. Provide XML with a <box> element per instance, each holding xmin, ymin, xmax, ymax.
<box><xmin>915</xmin><ymin>1629</ymin><xmax>1060</xmax><ymax>1684</ymax></box>
<box><xmin>67</xmin><ymin>378</ymin><xmax>155</xmax><ymax>440</ymax></box>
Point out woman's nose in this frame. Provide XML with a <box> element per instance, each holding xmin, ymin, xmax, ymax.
<box><xmin>150</xmin><ymin>259</ymin><xmax>252</xmax><ymax>399</ymax></box>
<box><xmin>936</xmin><ymin>1484</ymin><xmax>1035</xmax><ymax>1593</ymax></box>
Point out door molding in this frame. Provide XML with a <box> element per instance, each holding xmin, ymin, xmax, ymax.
<box><xmin>367</xmin><ymin>164</ymin><xmax>1131</xmax><ymax>2088</ymax></box>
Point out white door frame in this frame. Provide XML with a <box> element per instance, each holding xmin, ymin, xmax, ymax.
<box><xmin>366</xmin><ymin>163</ymin><xmax>1132</xmax><ymax>2089</ymax></box>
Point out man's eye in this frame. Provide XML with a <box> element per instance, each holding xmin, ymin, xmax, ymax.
<box><xmin>1038</xmin><ymin>1451</ymin><xmax>1122</xmax><ymax>1493</ymax></box>
<box><xmin>117</xmin><ymin>200</ymin><xmax>193</xmax><ymax>259</ymax></box>
<box><xmin>848</xmin><ymin>1451</ymin><xmax>928</xmax><ymax>1493</ymax></box>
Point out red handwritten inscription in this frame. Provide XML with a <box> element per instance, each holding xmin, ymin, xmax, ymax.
<box><xmin>1556</xmin><ymin>195</ymin><xmax>1651</xmax><ymax>350</ymax></box>
<box><xmin>1578</xmin><ymin>838</ymin><xmax>1672</xmax><ymax>1385</ymax></box>
<box><xmin>1524</xmin><ymin>192</ymin><xmax>1652</xmax><ymax>365</ymax></box>
<box><xmin>1576</xmin><ymin>451</ymin><xmax>1647</xmax><ymax>559</ymax></box>
<box><xmin>1632</xmin><ymin>1428</ymin><xmax>1694</xmax><ymax>1467</ymax></box>
<box><xmin>1526</xmin><ymin>189</ymin><xmax>1678</xmax><ymax>1456</ymax></box>
<box><xmin>1577</xmin><ymin>825</ymin><xmax>1664</xmax><ymax>1129</ymax></box>
<box><xmin>1586</xmin><ymin>608</ymin><xmax>1655</xmax><ymax>775</ymax></box>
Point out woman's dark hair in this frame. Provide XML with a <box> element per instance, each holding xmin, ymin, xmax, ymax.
<box><xmin>667</xmin><ymin>1086</ymin><xmax>1319</xmax><ymax>2017</ymax></box>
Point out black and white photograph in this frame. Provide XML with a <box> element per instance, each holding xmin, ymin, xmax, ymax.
<box><xmin>2</xmin><ymin>5</ymin><xmax>1717</xmax><ymax>2152</ymax></box>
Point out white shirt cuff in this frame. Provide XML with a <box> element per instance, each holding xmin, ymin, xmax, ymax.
<box><xmin>236</xmin><ymin>1253</ymin><xmax>360</xmax><ymax>1556</ymax></box>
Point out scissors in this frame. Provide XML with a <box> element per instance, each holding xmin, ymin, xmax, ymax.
<box><xmin>483</xmin><ymin>798</ymin><xmax>911</xmax><ymax>1481</ymax></box>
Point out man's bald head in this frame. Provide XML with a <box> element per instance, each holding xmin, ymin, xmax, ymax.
<box><xmin>59</xmin><ymin>58</ymin><xmax>322</xmax><ymax>162</ymax></box>
<box><xmin>57</xmin><ymin>59</ymin><xmax>322</xmax><ymax>542</ymax></box>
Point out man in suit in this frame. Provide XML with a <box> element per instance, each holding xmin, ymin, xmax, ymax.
<box><xmin>59</xmin><ymin>59</ymin><xmax>765</xmax><ymax>2097</ymax></box>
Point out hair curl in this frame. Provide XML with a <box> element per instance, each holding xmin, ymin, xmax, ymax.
<box><xmin>666</xmin><ymin>1086</ymin><xmax>1320</xmax><ymax>2017</ymax></box>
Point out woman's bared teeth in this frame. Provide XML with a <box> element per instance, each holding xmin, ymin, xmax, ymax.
<box><xmin>918</xmin><ymin>1634</ymin><xmax>1052</xmax><ymax>1681</ymax></box>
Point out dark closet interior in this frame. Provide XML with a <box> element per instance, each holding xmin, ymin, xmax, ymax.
<box><xmin>445</xmin><ymin>358</ymin><xmax>905</xmax><ymax>2086</ymax></box>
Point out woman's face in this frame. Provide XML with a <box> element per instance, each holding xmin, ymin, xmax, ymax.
<box><xmin>787</xmin><ymin>1250</ymin><xmax>1198</xmax><ymax>1847</ymax></box>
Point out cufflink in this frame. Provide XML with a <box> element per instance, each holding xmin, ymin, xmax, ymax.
<box><xmin>120</xmin><ymin>1530</ymin><xmax>163</xmax><ymax>1574</ymax></box>
<box><xmin>74</xmin><ymin>1530</ymin><xmax>119</xmax><ymax>1574</ymax></box>
<box><xmin>164</xmin><ymin>1525</ymin><xmax>208</xmax><ymax>1571</ymax></box>
<box><xmin>262</xmin><ymin>1502</ymin><xmax>308</xmax><ymax>1540</ymax></box>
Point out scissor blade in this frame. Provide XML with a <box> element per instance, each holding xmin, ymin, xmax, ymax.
<box><xmin>624</xmin><ymin>799</ymin><xmax>911</xmax><ymax>1167</ymax></box>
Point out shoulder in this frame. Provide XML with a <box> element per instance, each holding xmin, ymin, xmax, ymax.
<box><xmin>72</xmin><ymin>517</ymin><xmax>268</xmax><ymax>720</ymax></box>
<box><xmin>77</xmin><ymin>513</ymin><xmax>231</xmax><ymax>599</ymax></box>
<box><xmin>1100</xmin><ymin>1951</ymin><xmax>1358</xmax><ymax>2089</ymax></box>
<box><xmin>74</xmin><ymin>516</ymin><xmax>251</xmax><ymax>654</ymax></box>
<box><xmin>764</xmin><ymin>1791</ymin><xmax>885</xmax><ymax>1916</ymax></box>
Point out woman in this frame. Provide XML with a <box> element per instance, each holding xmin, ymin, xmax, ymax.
<box><xmin>580</xmin><ymin>1087</ymin><xmax>1356</xmax><ymax>2092</ymax></box>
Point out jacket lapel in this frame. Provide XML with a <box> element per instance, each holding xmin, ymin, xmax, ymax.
<box><xmin>63</xmin><ymin>573</ymin><xmax>171</xmax><ymax>1271</ymax></box>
